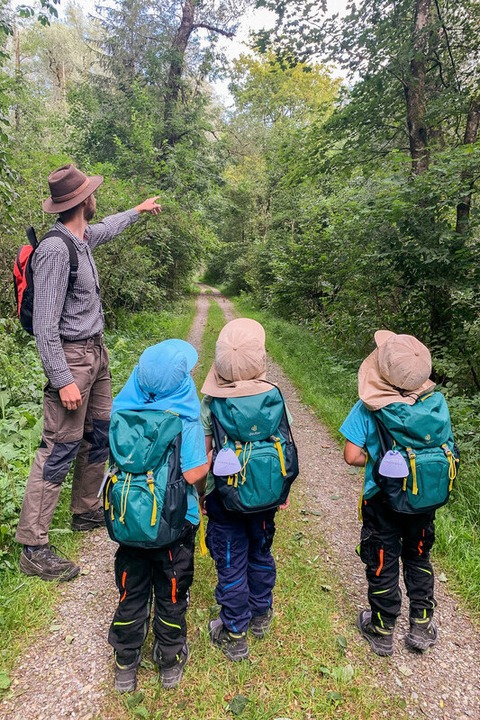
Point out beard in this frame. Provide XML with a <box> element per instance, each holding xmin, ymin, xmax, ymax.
<box><xmin>84</xmin><ymin>196</ymin><xmax>96</xmax><ymax>222</ymax></box>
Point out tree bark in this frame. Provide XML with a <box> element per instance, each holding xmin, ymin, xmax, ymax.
<box><xmin>404</xmin><ymin>0</ymin><xmax>432</xmax><ymax>175</ymax></box>
<box><xmin>455</xmin><ymin>97</ymin><xmax>480</xmax><ymax>234</ymax></box>
<box><xmin>164</xmin><ymin>0</ymin><xmax>196</xmax><ymax>146</ymax></box>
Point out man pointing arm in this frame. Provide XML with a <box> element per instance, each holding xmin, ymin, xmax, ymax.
<box><xmin>16</xmin><ymin>164</ymin><xmax>161</xmax><ymax>581</ymax></box>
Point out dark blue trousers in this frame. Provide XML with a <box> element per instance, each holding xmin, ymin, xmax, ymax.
<box><xmin>205</xmin><ymin>489</ymin><xmax>277</xmax><ymax>634</ymax></box>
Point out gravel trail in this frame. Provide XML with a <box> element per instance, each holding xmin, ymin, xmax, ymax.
<box><xmin>1</xmin><ymin>287</ymin><xmax>479</xmax><ymax>720</ymax></box>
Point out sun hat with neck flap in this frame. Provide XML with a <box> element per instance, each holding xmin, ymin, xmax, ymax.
<box><xmin>358</xmin><ymin>330</ymin><xmax>436</xmax><ymax>411</ymax></box>
<box><xmin>201</xmin><ymin>318</ymin><xmax>269</xmax><ymax>398</ymax></box>
<box><xmin>111</xmin><ymin>339</ymin><xmax>200</xmax><ymax>420</ymax></box>
<box><xmin>42</xmin><ymin>164</ymin><xmax>103</xmax><ymax>214</ymax></box>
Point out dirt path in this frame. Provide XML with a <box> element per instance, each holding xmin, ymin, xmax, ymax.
<box><xmin>2</xmin><ymin>287</ymin><xmax>479</xmax><ymax>720</ymax></box>
<box><xmin>207</xmin><ymin>291</ymin><xmax>480</xmax><ymax>720</ymax></box>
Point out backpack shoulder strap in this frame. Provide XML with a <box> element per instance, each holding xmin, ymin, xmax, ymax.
<box><xmin>41</xmin><ymin>228</ymin><xmax>79</xmax><ymax>290</ymax></box>
<box><xmin>210</xmin><ymin>400</ymin><xmax>230</xmax><ymax>449</ymax></box>
<box><xmin>256</xmin><ymin>380</ymin><xmax>296</xmax><ymax>447</ymax></box>
<box><xmin>25</xmin><ymin>226</ymin><xmax>38</xmax><ymax>250</ymax></box>
<box><xmin>372</xmin><ymin>414</ymin><xmax>393</xmax><ymax>456</ymax></box>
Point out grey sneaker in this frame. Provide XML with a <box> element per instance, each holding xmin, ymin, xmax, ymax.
<box><xmin>209</xmin><ymin>618</ymin><xmax>249</xmax><ymax>661</ymax></box>
<box><xmin>405</xmin><ymin>619</ymin><xmax>437</xmax><ymax>652</ymax></box>
<box><xmin>114</xmin><ymin>651</ymin><xmax>141</xmax><ymax>693</ymax></box>
<box><xmin>250</xmin><ymin>608</ymin><xmax>274</xmax><ymax>638</ymax></box>
<box><xmin>159</xmin><ymin>644</ymin><xmax>189</xmax><ymax>689</ymax></box>
<box><xmin>20</xmin><ymin>545</ymin><xmax>80</xmax><ymax>582</ymax></box>
<box><xmin>357</xmin><ymin>610</ymin><xmax>394</xmax><ymax>657</ymax></box>
<box><xmin>72</xmin><ymin>507</ymin><xmax>106</xmax><ymax>531</ymax></box>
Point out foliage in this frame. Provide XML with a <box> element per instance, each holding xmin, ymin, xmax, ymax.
<box><xmin>0</xmin><ymin>1</ymin><xmax>228</xmax><ymax>320</ymax></box>
<box><xmin>205</xmin><ymin>2</ymin><xmax>480</xmax><ymax>395</ymax></box>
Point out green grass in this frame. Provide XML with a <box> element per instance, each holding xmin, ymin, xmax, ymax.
<box><xmin>0</xmin><ymin>300</ymin><xmax>196</xmax><ymax>683</ymax></box>
<box><xmin>99</xmin><ymin>495</ymin><xmax>408</xmax><ymax>720</ymax></box>
<box><xmin>95</xmin><ymin>294</ymin><xmax>408</xmax><ymax>720</ymax></box>
<box><xmin>232</xmin><ymin>295</ymin><xmax>480</xmax><ymax>621</ymax></box>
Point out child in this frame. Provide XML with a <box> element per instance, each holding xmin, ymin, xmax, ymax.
<box><xmin>200</xmin><ymin>318</ymin><xmax>296</xmax><ymax>661</ymax></box>
<box><xmin>107</xmin><ymin>340</ymin><xmax>211</xmax><ymax>692</ymax></box>
<box><xmin>340</xmin><ymin>330</ymin><xmax>457</xmax><ymax>656</ymax></box>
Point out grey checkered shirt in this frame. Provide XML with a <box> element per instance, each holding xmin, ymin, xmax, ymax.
<box><xmin>32</xmin><ymin>209</ymin><xmax>139</xmax><ymax>388</ymax></box>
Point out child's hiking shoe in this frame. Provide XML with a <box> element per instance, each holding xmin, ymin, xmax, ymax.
<box><xmin>20</xmin><ymin>544</ymin><xmax>80</xmax><ymax>582</ymax></box>
<box><xmin>356</xmin><ymin>610</ymin><xmax>394</xmax><ymax>657</ymax></box>
<box><xmin>249</xmin><ymin>608</ymin><xmax>274</xmax><ymax>638</ymax></box>
<box><xmin>114</xmin><ymin>651</ymin><xmax>141</xmax><ymax>693</ymax></box>
<box><xmin>159</xmin><ymin>644</ymin><xmax>189</xmax><ymax>689</ymax></box>
<box><xmin>209</xmin><ymin>618</ymin><xmax>249</xmax><ymax>661</ymax></box>
<box><xmin>405</xmin><ymin>618</ymin><xmax>437</xmax><ymax>652</ymax></box>
<box><xmin>72</xmin><ymin>507</ymin><xmax>106</xmax><ymax>531</ymax></box>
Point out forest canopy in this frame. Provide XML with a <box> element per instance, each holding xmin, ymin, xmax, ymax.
<box><xmin>0</xmin><ymin>0</ymin><xmax>479</xmax><ymax>401</ymax></box>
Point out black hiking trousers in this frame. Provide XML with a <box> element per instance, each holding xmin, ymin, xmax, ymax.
<box><xmin>108</xmin><ymin>522</ymin><xmax>196</xmax><ymax>668</ymax></box>
<box><xmin>359</xmin><ymin>493</ymin><xmax>437</xmax><ymax>630</ymax></box>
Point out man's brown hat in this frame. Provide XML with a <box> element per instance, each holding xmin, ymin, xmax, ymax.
<box><xmin>358</xmin><ymin>330</ymin><xmax>436</xmax><ymax>410</ymax></box>
<box><xmin>42</xmin><ymin>164</ymin><xmax>103</xmax><ymax>214</ymax></box>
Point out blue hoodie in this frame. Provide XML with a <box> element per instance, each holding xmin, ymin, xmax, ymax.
<box><xmin>112</xmin><ymin>339</ymin><xmax>207</xmax><ymax>524</ymax></box>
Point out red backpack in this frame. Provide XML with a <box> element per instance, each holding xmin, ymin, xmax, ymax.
<box><xmin>13</xmin><ymin>226</ymin><xmax>78</xmax><ymax>334</ymax></box>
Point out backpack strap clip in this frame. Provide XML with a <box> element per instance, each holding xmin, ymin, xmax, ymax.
<box><xmin>405</xmin><ymin>448</ymin><xmax>418</xmax><ymax>494</ymax></box>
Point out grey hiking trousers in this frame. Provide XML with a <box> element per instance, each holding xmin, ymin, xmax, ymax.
<box><xmin>15</xmin><ymin>336</ymin><xmax>111</xmax><ymax>546</ymax></box>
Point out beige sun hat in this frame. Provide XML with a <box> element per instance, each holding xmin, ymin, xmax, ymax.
<box><xmin>358</xmin><ymin>330</ymin><xmax>436</xmax><ymax>410</ymax></box>
<box><xmin>201</xmin><ymin>318</ymin><xmax>269</xmax><ymax>398</ymax></box>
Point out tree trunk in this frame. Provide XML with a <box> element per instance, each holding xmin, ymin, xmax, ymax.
<box><xmin>164</xmin><ymin>0</ymin><xmax>196</xmax><ymax>146</ymax></box>
<box><xmin>455</xmin><ymin>97</ymin><xmax>480</xmax><ymax>235</ymax></box>
<box><xmin>404</xmin><ymin>0</ymin><xmax>432</xmax><ymax>175</ymax></box>
<box><xmin>14</xmin><ymin>21</ymin><xmax>21</xmax><ymax>132</ymax></box>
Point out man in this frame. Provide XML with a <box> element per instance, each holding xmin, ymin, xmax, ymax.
<box><xmin>15</xmin><ymin>163</ymin><xmax>161</xmax><ymax>581</ymax></box>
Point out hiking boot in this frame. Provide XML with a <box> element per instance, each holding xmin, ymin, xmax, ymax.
<box><xmin>114</xmin><ymin>651</ymin><xmax>141</xmax><ymax>693</ymax></box>
<box><xmin>20</xmin><ymin>545</ymin><xmax>80</xmax><ymax>582</ymax></box>
<box><xmin>249</xmin><ymin>608</ymin><xmax>274</xmax><ymax>638</ymax></box>
<box><xmin>405</xmin><ymin>618</ymin><xmax>437</xmax><ymax>652</ymax></box>
<box><xmin>71</xmin><ymin>507</ymin><xmax>106</xmax><ymax>531</ymax></box>
<box><xmin>209</xmin><ymin>618</ymin><xmax>249</xmax><ymax>661</ymax></box>
<box><xmin>356</xmin><ymin>610</ymin><xmax>394</xmax><ymax>657</ymax></box>
<box><xmin>159</xmin><ymin>644</ymin><xmax>189</xmax><ymax>689</ymax></box>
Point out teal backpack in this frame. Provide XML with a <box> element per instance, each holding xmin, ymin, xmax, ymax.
<box><xmin>210</xmin><ymin>386</ymin><xmax>299</xmax><ymax>513</ymax></box>
<box><xmin>372</xmin><ymin>391</ymin><xmax>459</xmax><ymax>514</ymax></box>
<box><xmin>103</xmin><ymin>409</ymin><xmax>187</xmax><ymax>548</ymax></box>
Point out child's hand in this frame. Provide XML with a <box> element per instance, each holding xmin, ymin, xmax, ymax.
<box><xmin>279</xmin><ymin>495</ymin><xmax>290</xmax><ymax>510</ymax></box>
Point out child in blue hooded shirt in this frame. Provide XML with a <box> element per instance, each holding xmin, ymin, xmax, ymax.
<box><xmin>107</xmin><ymin>340</ymin><xmax>211</xmax><ymax>693</ymax></box>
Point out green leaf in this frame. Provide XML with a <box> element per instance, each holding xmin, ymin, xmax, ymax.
<box><xmin>0</xmin><ymin>672</ymin><xmax>11</xmax><ymax>689</ymax></box>
<box><xmin>331</xmin><ymin>664</ymin><xmax>354</xmax><ymax>683</ymax></box>
<box><xmin>326</xmin><ymin>691</ymin><xmax>343</xmax><ymax>704</ymax></box>
<box><xmin>126</xmin><ymin>692</ymin><xmax>145</xmax><ymax>708</ymax></box>
<box><xmin>227</xmin><ymin>694</ymin><xmax>248</xmax><ymax>716</ymax></box>
<box><xmin>134</xmin><ymin>707</ymin><xmax>149</xmax><ymax>719</ymax></box>
<box><xmin>336</xmin><ymin>635</ymin><xmax>347</xmax><ymax>654</ymax></box>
